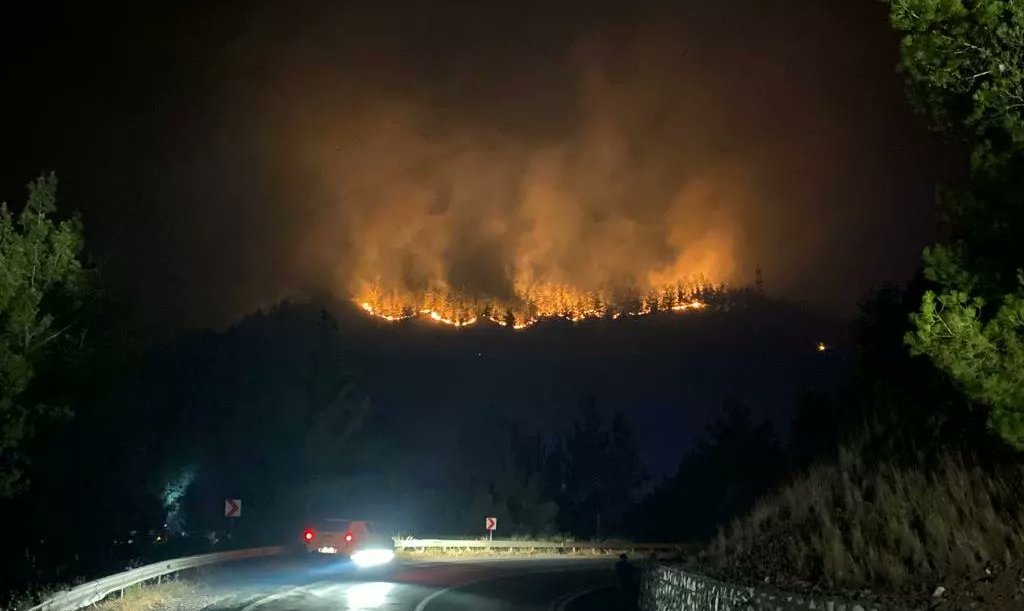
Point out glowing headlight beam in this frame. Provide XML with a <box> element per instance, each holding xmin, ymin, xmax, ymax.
<box><xmin>351</xmin><ymin>548</ymin><xmax>395</xmax><ymax>568</ymax></box>
<box><xmin>344</xmin><ymin>582</ymin><xmax>394</xmax><ymax>608</ymax></box>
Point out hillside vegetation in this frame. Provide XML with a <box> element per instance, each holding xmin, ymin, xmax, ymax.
<box><xmin>706</xmin><ymin>447</ymin><xmax>1024</xmax><ymax>606</ymax></box>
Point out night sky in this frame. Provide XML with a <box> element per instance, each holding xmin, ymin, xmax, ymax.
<box><xmin>0</xmin><ymin>0</ymin><xmax>948</xmax><ymax>481</ymax></box>
<box><xmin>2</xmin><ymin>0</ymin><xmax>941</xmax><ymax>329</ymax></box>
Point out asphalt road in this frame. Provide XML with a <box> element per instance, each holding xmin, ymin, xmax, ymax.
<box><xmin>190</xmin><ymin>555</ymin><xmax>625</xmax><ymax>611</ymax></box>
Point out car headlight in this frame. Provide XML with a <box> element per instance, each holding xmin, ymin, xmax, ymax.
<box><xmin>351</xmin><ymin>548</ymin><xmax>395</xmax><ymax>567</ymax></box>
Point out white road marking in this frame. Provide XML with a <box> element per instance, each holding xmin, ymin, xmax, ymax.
<box><xmin>547</xmin><ymin>591</ymin><xmax>572</xmax><ymax>611</ymax></box>
<box><xmin>413</xmin><ymin>583</ymin><xmax>453</xmax><ymax>611</ymax></box>
<box><xmin>414</xmin><ymin>565</ymin><xmax>603</xmax><ymax>611</ymax></box>
<box><xmin>238</xmin><ymin>580</ymin><xmax>330</xmax><ymax>611</ymax></box>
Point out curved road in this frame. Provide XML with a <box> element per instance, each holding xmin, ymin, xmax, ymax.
<box><xmin>192</xmin><ymin>555</ymin><xmax>623</xmax><ymax>611</ymax></box>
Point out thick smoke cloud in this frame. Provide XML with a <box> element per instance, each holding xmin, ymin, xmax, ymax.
<box><xmin>299</xmin><ymin>79</ymin><xmax>745</xmax><ymax>303</ymax></box>
<box><xmin>118</xmin><ymin>0</ymin><xmax>934</xmax><ymax>325</ymax></box>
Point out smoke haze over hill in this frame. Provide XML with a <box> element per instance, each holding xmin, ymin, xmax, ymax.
<box><xmin>2</xmin><ymin>0</ymin><xmax>939</xmax><ymax>327</ymax></box>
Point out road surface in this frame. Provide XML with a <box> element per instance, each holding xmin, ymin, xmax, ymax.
<box><xmin>189</xmin><ymin>555</ymin><xmax>625</xmax><ymax>611</ymax></box>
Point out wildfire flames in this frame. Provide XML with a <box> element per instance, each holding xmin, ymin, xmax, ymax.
<box><xmin>356</xmin><ymin>280</ymin><xmax>713</xmax><ymax>329</ymax></box>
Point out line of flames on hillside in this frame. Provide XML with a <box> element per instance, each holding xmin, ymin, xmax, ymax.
<box><xmin>355</xmin><ymin>280</ymin><xmax>723</xmax><ymax>329</ymax></box>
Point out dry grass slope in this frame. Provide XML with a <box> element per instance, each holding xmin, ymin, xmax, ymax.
<box><xmin>705</xmin><ymin>447</ymin><xmax>1024</xmax><ymax>602</ymax></box>
<box><xmin>93</xmin><ymin>582</ymin><xmax>192</xmax><ymax>611</ymax></box>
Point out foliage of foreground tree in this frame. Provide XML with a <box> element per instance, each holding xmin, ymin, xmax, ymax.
<box><xmin>888</xmin><ymin>1</ymin><xmax>1024</xmax><ymax>448</ymax></box>
<box><xmin>0</xmin><ymin>174</ymin><xmax>91</xmax><ymax>495</ymax></box>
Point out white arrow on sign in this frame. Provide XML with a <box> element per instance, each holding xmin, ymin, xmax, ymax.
<box><xmin>485</xmin><ymin>516</ymin><xmax>497</xmax><ymax>531</ymax></box>
<box><xmin>224</xmin><ymin>499</ymin><xmax>241</xmax><ymax>518</ymax></box>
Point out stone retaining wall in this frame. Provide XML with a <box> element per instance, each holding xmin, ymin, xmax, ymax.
<box><xmin>640</xmin><ymin>564</ymin><xmax>885</xmax><ymax>611</ymax></box>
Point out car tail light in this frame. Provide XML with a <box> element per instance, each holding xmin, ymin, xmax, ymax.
<box><xmin>304</xmin><ymin>529</ymin><xmax>314</xmax><ymax>542</ymax></box>
<box><xmin>344</xmin><ymin>531</ymin><xmax>354</xmax><ymax>543</ymax></box>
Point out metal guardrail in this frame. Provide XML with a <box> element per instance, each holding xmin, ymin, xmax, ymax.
<box><xmin>393</xmin><ymin>538</ymin><xmax>689</xmax><ymax>552</ymax></box>
<box><xmin>27</xmin><ymin>546</ymin><xmax>284</xmax><ymax>611</ymax></box>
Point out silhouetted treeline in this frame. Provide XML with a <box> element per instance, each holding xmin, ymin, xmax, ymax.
<box><xmin>1</xmin><ymin>302</ymin><xmax>665</xmax><ymax>599</ymax></box>
<box><xmin>626</xmin><ymin>399</ymin><xmax>785</xmax><ymax>541</ymax></box>
<box><xmin>1</xmin><ymin>293</ymin><xmax>845</xmax><ymax>599</ymax></box>
<box><xmin>625</xmin><ymin>279</ymin><xmax>1003</xmax><ymax>545</ymax></box>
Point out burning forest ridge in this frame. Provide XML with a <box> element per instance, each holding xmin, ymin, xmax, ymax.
<box><xmin>104</xmin><ymin>8</ymin><xmax>934</xmax><ymax>328</ymax></box>
<box><xmin>293</xmin><ymin>44</ymin><xmax>753</xmax><ymax>330</ymax></box>
<box><xmin>316</xmin><ymin>87</ymin><xmax>746</xmax><ymax>330</ymax></box>
<box><xmin>356</xmin><ymin>279</ymin><xmax>721</xmax><ymax>328</ymax></box>
<box><xmin>6</xmin><ymin>3</ymin><xmax>931</xmax><ymax>329</ymax></box>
